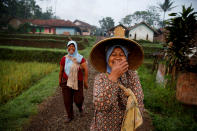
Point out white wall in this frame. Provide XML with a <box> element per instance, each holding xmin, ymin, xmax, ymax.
<box><xmin>74</xmin><ymin>21</ymin><xmax>81</xmax><ymax>26</ymax></box>
<box><xmin>129</xmin><ymin>24</ymin><xmax>154</xmax><ymax>42</ymax></box>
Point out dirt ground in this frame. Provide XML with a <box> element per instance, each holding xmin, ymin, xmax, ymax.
<box><xmin>23</xmin><ymin>37</ymin><xmax>154</xmax><ymax>131</ymax></box>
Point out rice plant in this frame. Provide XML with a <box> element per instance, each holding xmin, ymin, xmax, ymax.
<box><xmin>0</xmin><ymin>60</ymin><xmax>58</xmax><ymax>104</ymax></box>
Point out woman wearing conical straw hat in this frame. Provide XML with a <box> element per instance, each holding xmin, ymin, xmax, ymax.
<box><xmin>90</xmin><ymin>37</ymin><xmax>144</xmax><ymax>131</ymax></box>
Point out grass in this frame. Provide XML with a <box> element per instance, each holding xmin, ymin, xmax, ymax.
<box><xmin>143</xmin><ymin>59</ymin><xmax>153</xmax><ymax>65</ymax></box>
<box><xmin>79</xmin><ymin>46</ymin><xmax>93</xmax><ymax>59</ymax></box>
<box><xmin>141</xmin><ymin>43</ymin><xmax>163</xmax><ymax>48</ymax></box>
<box><xmin>0</xmin><ymin>69</ymin><xmax>59</xmax><ymax>130</ymax></box>
<box><xmin>0</xmin><ymin>45</ymin><xmax>66</xmax><ymax>52</ymax></box>
<box><xmin>137</xmin><ymin>66</ymin><xmax>197</xmax><ymax>131</ymax></box>
<box><xmin>0</xmin><ymin>37</ymin><xmax>96</xmax><ymax>130</ymax></box>
<box><xmin>0</xmin><ymin>60</ymin><xmax>58</xmax><ymax>104</ymax></box>
<box><xmin>0</xmin><ymin>33</ymin><xmax>95</xmax><ymax>38</ymax></box>
<box><xmin>78</xmin><ymin>36</ymin><xmax>96</xmax><ymax>58</ymax></box>
<box><xmin>0</xmin><ymin>35</ymin><xmax>96</xmax><ymax>60</ymax></box>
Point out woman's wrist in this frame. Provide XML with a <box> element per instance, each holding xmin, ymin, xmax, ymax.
<box><xmin>107</xmin><ymin>73</ymin><xmax>118</xmax><ymax>82</ymax></box>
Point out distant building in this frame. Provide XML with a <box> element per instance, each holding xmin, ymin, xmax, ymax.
<box><xmin>154</xmin><ymin>28</ymin><xmax>167</xmax><ymax>43</ymax></box>
<box><xmin>109</xmin><ymin>24</ymin><xmax>128</xmax><ymax>37</ymax></box>
<box><xmin>73</xmin><ymin>19</ymin><xmax>95</xmax><ymax>36</ymax></box>
<box><xmin>128</xmin><ymin>22</ymin><xmax>159</xmax><ymax>42</ymax></box>
<box><xmin>8</xmin><ymin>18</ymin><xmax>81</xmax><ymax>35</ymax></box>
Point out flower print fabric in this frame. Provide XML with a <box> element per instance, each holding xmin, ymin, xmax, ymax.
<box><xmin>90</xmin><ymin>70</ymin><xmax>144</xmax><ymax>131</ymax></box>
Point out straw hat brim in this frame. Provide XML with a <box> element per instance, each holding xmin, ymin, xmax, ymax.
<box><xmin>89</xmin><ymin>37</ymin><xmax>144</xmax><ymax>72</ymax></box>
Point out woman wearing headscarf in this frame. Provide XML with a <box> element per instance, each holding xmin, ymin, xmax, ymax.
<box><xmin>59</xmin><ymin>40</ymin><xmax>88</xmax><ymax>123</ymax></box>
<box><xmin>89</xmin><ymin>37</ymin><xmax>144</xmax><ymax>131</ymax></box>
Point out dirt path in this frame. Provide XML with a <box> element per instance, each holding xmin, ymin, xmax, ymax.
<box><xmin>23</xmin><ymin>37</ymin><xmax>154</xmax><ymax>131</ymax></box>
<box><xmin>23</xmin><ymin>61</ymin><xmax>97</xmax><ymax>131</ymax></box>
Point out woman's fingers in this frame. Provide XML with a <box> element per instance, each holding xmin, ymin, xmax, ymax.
<box><xmin>111</xmin><ymin>59</ymin><xmax>129</xmax><ymax>77</ymax></box>
<box><xmin>119</xmin><ymin>60</ymin><xmax>129</xmax><ymax>71</ymax></box>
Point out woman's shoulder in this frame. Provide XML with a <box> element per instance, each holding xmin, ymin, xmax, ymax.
<box><xmin>128</xmin><ymin>70</ymin><xmax>138</xmax><ymax>75</ymax></box>
<box><xmin>94</xmin><ymin>73</ymin><xmax>108</xmax><ymax>83</ymax></box>
<box><xmin>60</xmin><ymin>56</ymin><xmax>66</xmax><ymax>64</ymax></box>
<box><xmin>62</xmin><ymin>55</ymin><xmax>66</xmax><ymax>59</ymax></box>
<box><xmin>95</xmin><ymin>73</ymin><xmax>107</xmax><ymax>80</ymax></box>
<box><xmin>127</xmin><ymin>70</ymin><xmax>139</xmax><ymax>79</ymax></box>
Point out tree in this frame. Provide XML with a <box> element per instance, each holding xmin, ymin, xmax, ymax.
<box><xmin>158</xmin><ymin>0</ymin><xmax>175</xmax><ymax>27</ymax></box>
<box><xmin>33</xmin><ymin>5</ymin><xmax>43</xmax><ymax>19</ymax></box>
<box><xmin>99</xmin><ymin>17</ymin><xmax>115</xmax><ymax>31</ymax></box>
<box><xmin>120</xmin><ymin>15</ymin><xmax>132</xmax><ymax>27</ymax></box>
<box><xmin>127</xmin><ymin>7</ymin><xmax>162</xmax><ymax>28</ymax></box>
<box><xmin>0</xmin><ymin>0</ymin><xmax>55</xmax><ymax>20</ymax></box>
<box><xmin>17</xmin><ymin>0</ymin><xmax>32</xmax><ymax>18</ymax></box>
<box><xmin>40</xmin><ymin>7</ymin><xmax>54</xmax><ymax>19</ymax></box>
<box><xmin>165</xmin><ymin>5</ymin><xmax>197</xmax><ymax>72</ymax></box>
<box><xmin>147</xmin><ymin>6</ymin><xmax>163</xmax><ymax>28</ymax></box>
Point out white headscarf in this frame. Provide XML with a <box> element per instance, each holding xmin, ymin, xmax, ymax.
<box><xmin>65</xmin><ymin>40</ymin><xmax>83</xmax><ymax>75</ymax></box>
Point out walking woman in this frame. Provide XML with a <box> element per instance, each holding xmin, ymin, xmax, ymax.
<box><xmin>90</xmin><ymin>37</ymin><xmax>144</xmax><ymax>131</ymax></box>
<box><xmin>59</xmin><ymin>40</ymin><xmax>88</xmax><ymax>123</ymax></box>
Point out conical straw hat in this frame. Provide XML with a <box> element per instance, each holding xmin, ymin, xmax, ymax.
<box><xmin>89</xmin><ymin>37</ymin><xmax>144</xmax><ymax>72</ymax></box>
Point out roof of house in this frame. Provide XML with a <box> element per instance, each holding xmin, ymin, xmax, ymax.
<box><xmin>73</xmin><ymin>19</ymin><xmax>92</xmax><ymax>28</ymax></box>
<box><xmin>129</xmin><ymin>22</ymin><xmax>159</xmax><ymax>34</ymax></box>
<box><xmin>22</xmin><ymin>19</ymin><xmax>77</xmax><ymax>27</ymax></box>
<box><xmin>109</xmin><ymin>24</ymin><xmax>128</xmax><ymax>31</ymax></box>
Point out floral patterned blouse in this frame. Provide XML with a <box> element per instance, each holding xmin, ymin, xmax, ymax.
<box><xmin>90</xmin><ymin>70</ymin><xmax>144</xmax><ymax>131</ymax></box>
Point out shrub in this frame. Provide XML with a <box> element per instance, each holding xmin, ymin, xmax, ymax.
<box><xmin>17</xmin><ymin>23</ymin><xmax>32</xmax><ymax>34</ymax></box>
<box><xmin>136</xmin><ymin>39</ymin><xmax>152</xmax><ymax>44</ymax></box>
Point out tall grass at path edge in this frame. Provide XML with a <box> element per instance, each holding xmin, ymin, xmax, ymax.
<box><xmin>0</xmin><ymin>60</ymin><xmax>58</xmax><ymax>104</ymax></box>
<box><xmin>137</xmin><ymin>65</ymin><xmax>197</xmax><ymax>131</ymax></box>
<box><xmin>0</xmin><ymin>69</ymin><xmax>59</xmax><ymax>130</ymax></box>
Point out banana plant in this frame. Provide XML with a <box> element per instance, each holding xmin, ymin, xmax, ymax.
<box><xmin>165</xmin><ymin>5</ymin><xmax>197</xmax><ymax>73</ymax></box>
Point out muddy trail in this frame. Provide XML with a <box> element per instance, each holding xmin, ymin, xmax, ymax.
<box><xmin>23</xmin><ymin>37</ymin><xmax>154</xmax><ymax>131</ymax></box>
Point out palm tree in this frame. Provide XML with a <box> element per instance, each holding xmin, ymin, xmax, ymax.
<box><xmin>158</xmin><ymin>0</ymin><xmax>175</xmax><ymax>27</ymax></box>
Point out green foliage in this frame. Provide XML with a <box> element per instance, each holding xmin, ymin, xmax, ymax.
<box><xmin>135</xmin><ymin>42</ymin><xmax>163</xmax><ymax>59</ymax></box>
<box><xmin>158</xmin><ymin>0</ymin><xmax>176</xmax><ymax>27</ymax></box>
<box><xmin>138</xmin><ymin>66</ymin><xmax>197</xmax><ymax>131</ymax></box>
<box><xmin>141</xmin><ymin>43</ymin><xmax>164</xmax><ymax>48</ymax></box>
<box><xmin>158</xmin><ymin>0</ymin><xmax>175</xmax><ymax>12</ymax></box>
<box><xmin>0</xmin><ymin>70</ymin><xmax>58</xmax><ymax>130</ymax></box>
<box><xmin>39</xmin><ymin>6</ymin><xmax>54</xmax><ymax>19</ymax></box>
<box><xmin>17</xmin><ymin>23</ymin><xmax>32</xmax><ymax>33</ymax></box>
<box><xmin>128</xmin><ymin>6</ymin><xmax>162</xmax><ymax>28</ymax></box>
<box><xmin>0</xmin><ymin>0</ymin><xmax>55</xmax><ymax>20</ymax></box>
<box><xmin>136</xmin><ymin>39</ymin><xmax>152</xmax><ymax>44</ymax></box>
<box><xmin>0</xmin><ymin>60</ymin><xmax>57</xmax><ymax>104</ymax></box>
<box><xmin>165</xmin><ymin>5</ymin><xmax>197</xmax><ymax>72</ymax></box>
<box><xmin>99</xmin><ymin>17</ymin><xmax>115</xmax><ymax>31</ymax></box>
<box><xmin>120</xmin><ymin>15</ymin><xmax>132</xmax><ymax>27</ymax></box>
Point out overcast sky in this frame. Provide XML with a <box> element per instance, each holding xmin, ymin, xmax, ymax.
<box><xmin>36</xmin><ymin>0</ymin><xmax>197</xmax><ymax>27</ymax></box>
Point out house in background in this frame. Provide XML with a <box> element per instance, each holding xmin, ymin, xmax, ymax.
<box><xmin>73</xmin><ymin>20</ymin><xmax>94</xmax><ymax>35</ymax></box>
<box><xmin>154</xmin><ymin>28</ymin><xmax>167</xmax><ymax>43</ymax></box>
<box><xmin>8</xmin><ymin>18</ymin><xmax>81</xmax><ymax>35</ymax></box>
<box><xmin>109</xmin><ymin>24</ymin><xmax>128</xmax><ymax>37</ymax></box>
<box><xmin>128</xmin><ymin>22</ymin><xmax>159</xmax><ymax>42</ymax></box>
